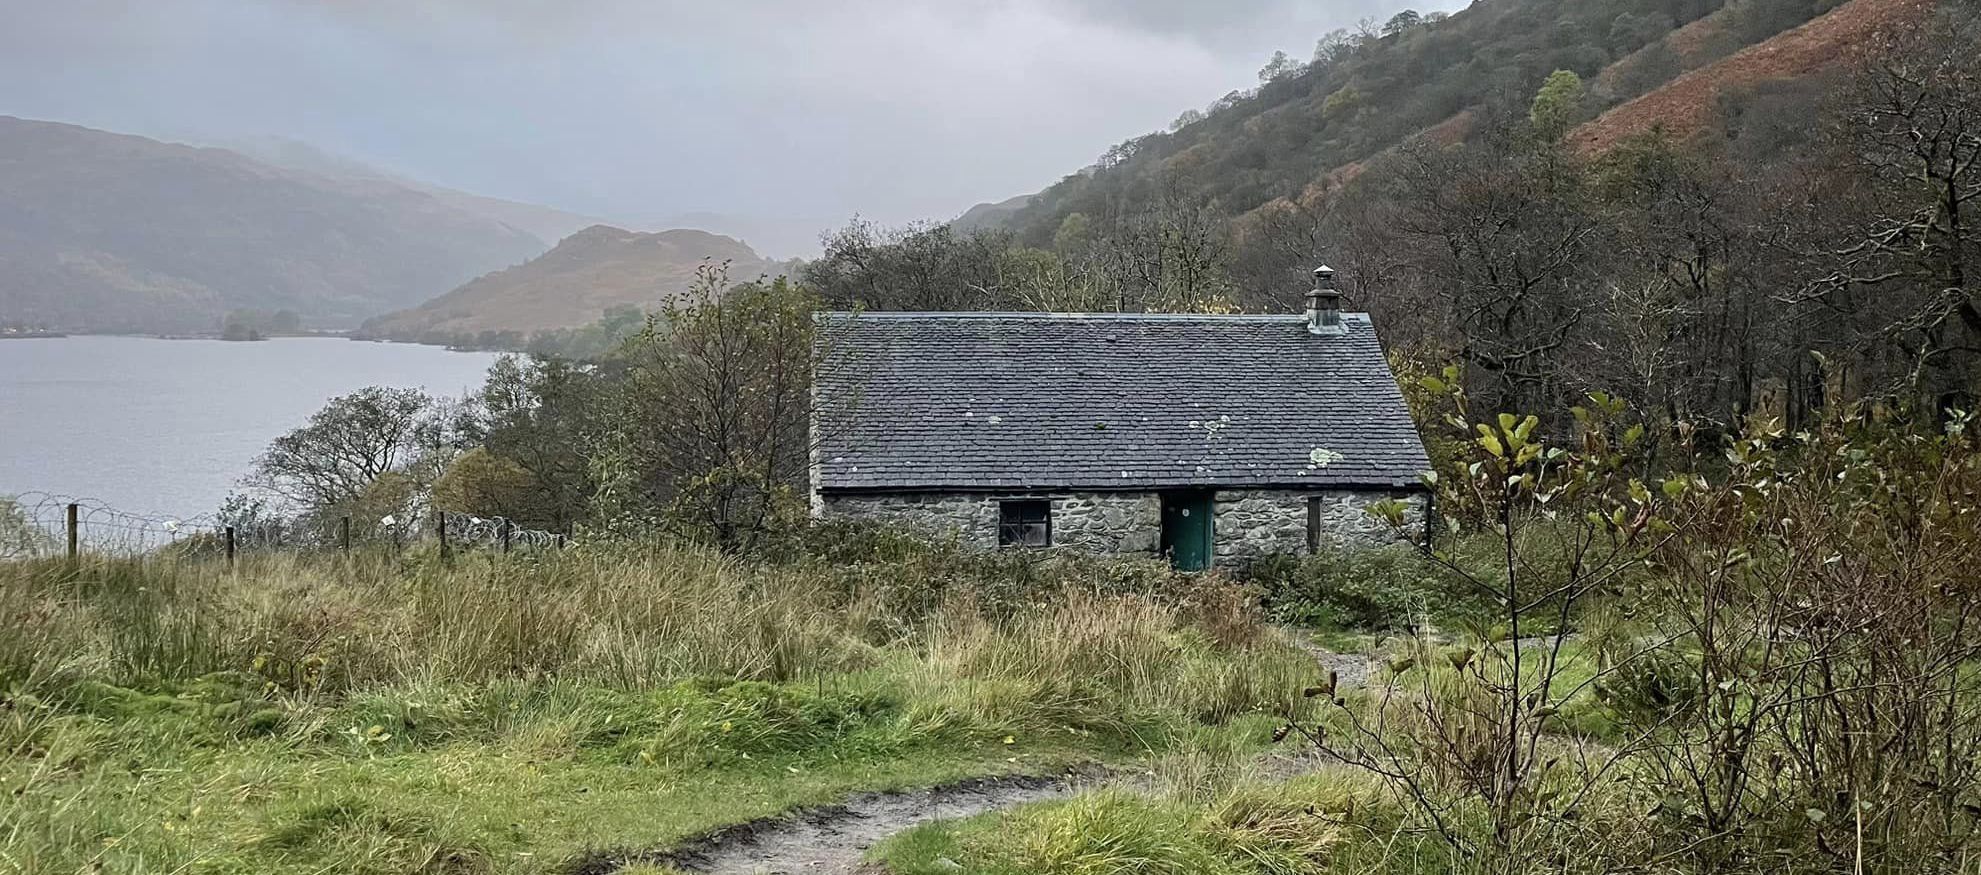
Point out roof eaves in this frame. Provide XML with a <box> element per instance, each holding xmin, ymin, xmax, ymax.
<box><xmin>818</xmin><ymin>311</ymin><xmax>1375</xmax><ymax>323</ymax></box>
<box><xmin>817</xmin><ymin>478</ymin><xmax>1430</xmax><ymax>494</ymax></box>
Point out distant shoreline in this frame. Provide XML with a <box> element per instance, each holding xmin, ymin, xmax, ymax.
<box><xmin>3</xmin><ymin>330</ymin><xmax>355</xmax><ymax>342</ymax></box>
<box><xmin>2</xmin><ymin>329</ymin><xmax>521</xmax><ymax>355</ymax></box>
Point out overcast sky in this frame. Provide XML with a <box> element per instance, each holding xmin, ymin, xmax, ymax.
<box><xmin>1</xmin><ymin>0</ymin><xmax>1460</xmax><ymax>256</ymax></box>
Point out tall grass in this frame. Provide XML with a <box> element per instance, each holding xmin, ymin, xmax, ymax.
<box><xmin>4</xmin><ymin>548</ymin><xmax>857</xmax><ymax>693</ymax></box>
<box><xmin>1</xmin><ymin>545</ymin><xmax>1311</xmax><ymax>721</ymax></box>
<box><xmin>1</xmin><ymin>543</ymin><xmax>1324</xmax><ymax>874</ymax></box>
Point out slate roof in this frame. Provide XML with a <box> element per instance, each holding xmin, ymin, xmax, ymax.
<box><xmin>813</xmin><ymin>312</ymin><xmax>1432</xmax><ymax>492</ymax></box>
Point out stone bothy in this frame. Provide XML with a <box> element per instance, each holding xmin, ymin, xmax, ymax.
<box><xmin>810</xmin><ymin>296</ymin><xmax>1432</xmax><ymax>570</ymax></box>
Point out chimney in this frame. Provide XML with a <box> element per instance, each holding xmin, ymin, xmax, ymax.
<box><xmin>1305</xmin><ymin>265</ymin><xmax>1345</xmax><ymax>335</ymax></box>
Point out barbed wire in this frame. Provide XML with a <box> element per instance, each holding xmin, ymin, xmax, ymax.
<box><xmin>438</xmin><ymin>510</ymin><xmax>562</xmax><ymax>552</ymax></box>
<box><xmin>0</xmin><ymin>491</ymin><xmax>565</xmax><ymax>560</ymax></box>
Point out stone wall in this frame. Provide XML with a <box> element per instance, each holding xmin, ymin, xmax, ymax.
<box><xmin>1052</xmin><ymin>493</ymin><xmax>1164</xmax><ymax>553</ymax></box>
<box><xmin>1211</xmin><ymin>489</ymin><xmax>1427</xmax><ymax>561</ymax></box>
<box><xmin>819</xmin><ymin>492</ymin><xmax>1162</xmax><ymax>554</ymax></box>
<box><xmin>820</xmin><ymin>488</ymin><xmax>1425</xmax><ymax>564</ymax></box>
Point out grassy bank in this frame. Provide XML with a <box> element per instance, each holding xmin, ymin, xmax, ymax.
<box><xmin>1</xmin><ymin>546</ymin><xmax>1318</xmax><ymax>874</ymax></box>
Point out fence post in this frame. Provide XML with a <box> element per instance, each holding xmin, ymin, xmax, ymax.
<box><xmin>555</xmin><ymin>533</ymin><xmax>567</xmax><ymax>551</ymax></box>
<box><xmin>66</xmin><ymin>503</ymin><xmax>79</xmax><ymax>560</ymax></box>
<box><xmin>437</xmin><ymin>512</ymin><xmax>450</xmax><ymax>561</ymax></box>
<box><xmin>340</xmin><ymin>516</ymin><xmax>352</xmax><ymax>553</ymax></box>
<box><xmin>225</xmin><ymin>526</ymin><xmax>237</xmax><ymax>567</ymax></box>
<box><xmin>500</xmin><ymin>520</ymin><xmax>512</xmax><ymax>555</ymax></box>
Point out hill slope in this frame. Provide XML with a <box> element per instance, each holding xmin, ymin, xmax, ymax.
<box><xmin>360</xmin><ymin>225</ymin><xmax>790</xmax><ymax>344</ymax></box>
<box><xmin>973</xmin><ymin>0</ymin><xmax>1852</xmax><ymax>246</ymax></box>
<box><xmin>0</xmin><ymin>117</ymin><xmax>555</xmax><ymax>333</ymax></box>
<box><xmin>1570</xmin><ymin>0</ymin><xmax>1939</xmax><ymax>152</ymax></box>
<box><xmin>219</xmin><ymin>135</ymin><xmax>612</xmax><ymax>246</ymax></box>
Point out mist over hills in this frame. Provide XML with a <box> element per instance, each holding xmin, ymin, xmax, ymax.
<box><xmin>0</xmin><ymin>0</ymin><xmax>1918</xmax><ymax>342</ymax></box>
<box><xmin>0</xmin><ymin>116</ymin><xmax>565</xmax><ymax>334</ymax></box>
<box><xmin>216</xmin><ymin>135</ymin><xmax>612</xmax><ymax>249</ymax></box>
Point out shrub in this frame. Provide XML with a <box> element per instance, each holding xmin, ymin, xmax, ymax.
<box><xmin>1245</xmin><ymin>546</ymin><xmax>1443</xmax><ymax>630</ymax></box>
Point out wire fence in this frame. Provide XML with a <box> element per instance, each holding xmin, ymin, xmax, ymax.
<box><xmin>0</xmin><ymin>491</ymin><xmax>566</xmax><ymax>562</ymax></box>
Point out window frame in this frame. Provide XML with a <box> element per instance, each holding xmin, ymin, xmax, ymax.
<box><xmin>1306</xmin><ymin>496</ymin><xmax>1323</xmax><ymax>554</ymax></box>
<box><xmin>997</xmin><ymin>499</ymin><xmax>1053</xmax><ymax>548</ymax></box>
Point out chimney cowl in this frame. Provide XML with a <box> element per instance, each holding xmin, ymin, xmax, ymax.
<box><xmin>1305</xmin><ymin>265</ymin><xmax>1346</xmax><ymax>335</ymax></box>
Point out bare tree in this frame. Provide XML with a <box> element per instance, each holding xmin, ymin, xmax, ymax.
<box><xmin>1095</xmin><ymin>182</ymin><xmax>1238</xmax><ymax>313</ymax></box>
<box><xmin>1379</xmin><ymin>116</ymin><xmax>1605</xmax><ymax>415</ymax></box>
<box><xmin>1796</xmin><ymin>10</ymin><xmax>1981</xmax><ymax>406</ymax></box>
<box><xmin>246</xmin><ymin>386</ymin><xmax>442</xmax><ymax>520</ymax></box>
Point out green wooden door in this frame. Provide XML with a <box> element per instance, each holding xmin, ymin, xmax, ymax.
<box><xmin>1161</xmin><ymin>492</ymin><xmax>1215</xmax><ymax>572</ymax></box>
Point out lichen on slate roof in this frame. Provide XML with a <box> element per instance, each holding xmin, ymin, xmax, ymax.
<box><xmin>814</xmin><ymin>312</ymin><xmax>1431</xmax><ymax>492</ymax></box>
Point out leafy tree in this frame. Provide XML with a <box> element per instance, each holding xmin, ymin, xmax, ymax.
<box><xmin>471</xmin><ymin>354</ymin><xmax>605</xmax><ymax>530</ymax></box>
<box><xmin>1051</xmin><ymin>211</ymin><xmax>1094</xmax><ymax>255</ymax></box>
<box><xmin>1321</xmin><ymin>86</ymin><xmax>1363</xmax><ymax>119</ymax></box>
<box><xmin>1312</xmin><ymin>29</ymin><xmax>1353</xmax><ymax>65</ymax></box>
<box><xmin>805</xmin><ymin>220</ymin><xmax>1004</xmax><ymax>310</ymax></box>
<box><xmin>1528</xmin><ymin>69</ymin><xmax>1585</xmax><ymax>139</ymax></box>
<box><xmin>523</xmin><ymin>305</ymin><xmax>648</xmax><ymax>360</ymax></box>
<box><xmin>1257</xmin><ymin>50</ymin><xmax>1300</xmax><ymax>83</ymax></box>
<box><xmin>609</xmin><ymin>266</ymin><xmax>821</xmax><ymax>551</ymax></box>
<box><xmin>431</xmin><ymin>447</ymin><xmax>539</xmax><ymax>521</ymax></box>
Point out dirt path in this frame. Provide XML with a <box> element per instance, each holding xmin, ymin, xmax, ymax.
<box><xmin>572</xmin><ymin>636</ymin><xmax>1367</xmax><ymax>875</ymax></box>
<box><xmin>568</xmin><ymin>773</ymin><xmax>1108</xmax><ymax>875</ymax></box>
<box><xmin>1283</xmin><ymin>631</ymin><xmax>1376</xmax><ymax>691</ymax></box>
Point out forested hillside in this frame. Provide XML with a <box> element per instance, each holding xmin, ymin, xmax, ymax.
<box><xmin>978</xmin><ymin>0</ymin><xmax>1855</xmax><ymax>244</ymax></box>
<box><xmin>807</xmin><ymin>0</ymin><xmax>1974</xmax><ymax>435</ymax></box>
<box><xmin>0</xmin><ymin>117</ymin><xmax>557</xmax><ymax>334</ymax></box>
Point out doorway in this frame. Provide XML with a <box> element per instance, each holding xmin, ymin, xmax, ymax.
<box><xmin>1160</xmin><ymin>490</ymin><xmax>1214</xmax><ymax>571</ymax></box>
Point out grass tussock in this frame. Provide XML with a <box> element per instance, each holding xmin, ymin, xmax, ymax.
<box><xmin>880</xmin><ymin>770</ymin><xmax>1406</xmax><ymax>875</ymax></box>
<box><xmin>0</xmin><ymin>542</ymin><xmax>1314</xmax><ymax>874</ymax></box>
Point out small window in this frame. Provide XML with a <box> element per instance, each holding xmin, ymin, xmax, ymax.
<box><xmin>1306</xmin><ymin>497</ymin><xmax>1322</xmax><ymax>554</ymax></box>
<box><xmin>998</xmin><ymin>500</ymin><xmax>1052</xmax><ymax>548</ymax></box>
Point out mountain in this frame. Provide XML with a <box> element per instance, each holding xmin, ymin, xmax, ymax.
<box><xmin>969</xmin><ymin>0</ymin><xmax>1872</xmax><ymax>246</ymax></box>
<box><xmin>1569</xmin><ymin>0</ymin><xmax>1938</xmax><ymax>152</ymax></box>
<box><xmin>0</xmin><ymin>117</ymin><xmax>558</xmax><ymax>333</ymax></box>
<box><xmin>952</xmin><ymin>194</ymin><xmax>1036</xmax><ymax>234</ymax></box>
<box><xmin>218</xmin><ymin>136</ymin><xmax>611</xmax><ymax>247</ymax></box>
<box><xmin>359</xmin><ymin>225</ymin><xmax>793</xmax><ymax>345</ymax></box>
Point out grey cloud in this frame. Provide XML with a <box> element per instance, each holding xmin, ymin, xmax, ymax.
<box><xmin>1</xmin><ymin>0</ymin><xmax>1460</xmax><ymax>257</ymax></box>
<box><xmin>1055</xmin><ymin>0</ymin><xmax>1413</xmax><ymax>41</ymax></box>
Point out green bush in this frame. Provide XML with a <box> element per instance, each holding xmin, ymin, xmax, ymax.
<box><xmin>1245</xmin><ymin>546</ymin><xmax>1445</xmax><ymax>631</ymax></box>
<box><xmin>1591</xmin><ymin>644</ymin><xmax>1698</xmax><ymax>724</ymax></box>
